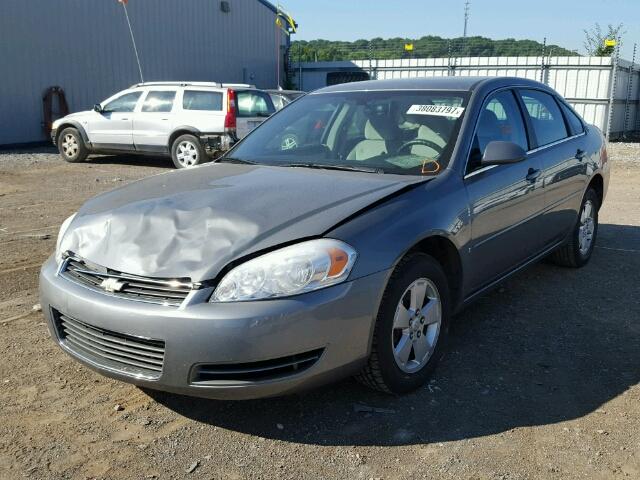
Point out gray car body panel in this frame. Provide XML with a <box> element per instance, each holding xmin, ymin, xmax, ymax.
<box><xmin>41</xmin><ymin>76</ymin><xmax>609</xmax><ymax>399</ymax></box>
<box><xmin>59</xmin><ymin>163</ymin><xmax>426</xmax><ymax>282</ymax></box>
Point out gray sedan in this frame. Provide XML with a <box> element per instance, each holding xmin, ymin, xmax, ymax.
<box><xmin>40</xmin><ymin>77</ymin><xmax>609</xmax><ymax>399</ymax></box>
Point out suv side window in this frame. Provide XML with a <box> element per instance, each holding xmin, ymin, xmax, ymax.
<box><xmin>183</xmin><ymin>91</ymin><xmax>223</xmax><ymax>111</ymax></box>
<box><xmin>519</xmin><ymin>89</ymin><xmax>568</xmax><ymax>146</ymax></box>
<box><xmin>559</xmin><ymin>102</ymin><xmax>584</xmax><ymax>136</ymax></box>
<box><xmin>103</xmin><ymin>92</ymin><xmax>142</xmax><ymax>113</ymax></box>
<box><xmin>468</xmin><ymin>90</ymin><xmax>528</xmax><ymax>173</ymax></box>
<box><xmin>141</xmin><ymin>91</ymin><xmax>176</xmax><ymax>113</ymax></box>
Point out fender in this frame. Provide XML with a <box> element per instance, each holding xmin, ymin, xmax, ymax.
<box><xmin>168</xmin><ymin>126</ymin><xmax>201</xmax><ymax>148</ymax></box>
<box><xmin>55</xmin><ymin>120</ymin><xmax>91</xmax><ymax>147</ymax></box>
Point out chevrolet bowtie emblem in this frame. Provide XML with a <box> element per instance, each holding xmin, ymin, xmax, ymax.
<box><xmin>100</xmin><ymin>277</ymin><xmax>125</xmax><ymax>293</ymax></box>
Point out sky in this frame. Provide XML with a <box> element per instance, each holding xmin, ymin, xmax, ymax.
<box><xmin>283</xmin><ymin>0</ymin><xmax>640</xmax><ymax>59</ymax></box>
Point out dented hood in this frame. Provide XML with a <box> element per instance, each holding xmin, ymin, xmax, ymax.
<box><xmin>60</xmin><ymin>163</ymin><xmax>422</xmax><ymax>281</ymax></box>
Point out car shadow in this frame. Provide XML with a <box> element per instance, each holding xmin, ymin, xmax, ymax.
<box><xmin>146</xmin><ymin>223</ymin><xmax>640</xmax><ymax>446</ymax></box>
<box><xmin>87</xmin><ymin>154</ymin><xmax>174</xmax><ymax>169</ymax></box>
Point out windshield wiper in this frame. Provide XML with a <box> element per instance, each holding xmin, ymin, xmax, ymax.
<box><xmin>283</xmin><ymin>163</ymin><xmax>385</xmax><ymax>174</ymax></box>
<box><xmin>215</xmin><ymin>157</ymin><xmax>258</xmax><ymax>165</ymax></box>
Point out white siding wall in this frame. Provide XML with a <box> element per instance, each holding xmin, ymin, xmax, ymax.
<box><xmin>297</xmin><ymin>56</ymin><xmax>640</xmax><ymax>136</ymax></box>
<box><xmin>0</xmin><ymin>0</ymin><xmax>281</xmax><ymax>144</ymax></box>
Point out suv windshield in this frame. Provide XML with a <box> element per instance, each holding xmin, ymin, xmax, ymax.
<box><xmin>228</xmin><ymin>90</ymin><xmax>469</xmax><ymax>175</ymax></box>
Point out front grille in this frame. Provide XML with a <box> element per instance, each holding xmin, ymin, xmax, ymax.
<box><xmin>191</xmin><ymin>348</ymin><xmax>324</xmax><ymax>384</ymax></box>
<box><xmin>53</xmin><ymin>309</ymin><xmax>165</xmax><ymax>379</ymax></box>
<box><xmin>61</xmin><ymin>254</ymin><xmax>193</xmax><ymax>307</ymax></box>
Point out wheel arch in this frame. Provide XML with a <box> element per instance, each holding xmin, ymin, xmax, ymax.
<box><xmin>56</xmin><ymin>121</ymin><xmax>90</xmax><ymax>146</ymax></box>
<box><xmin>587</xmin><ymin>173</ymin><xmax>604</xmax><ymax>210</ymax></box>
<box><xmin>404</xmin><ymin>234</ymin><xmax>464</xmax><ymax>312</ymax></box>
<box><xmin>168</xmin><ymin>127</ymin><xmax>201</xmax><ymax>149</ymax></box>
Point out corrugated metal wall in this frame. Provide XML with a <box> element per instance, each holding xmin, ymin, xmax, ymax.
<box><xmin>295</xmin><ymin>56</ymin><xmax>640</xmax><ymax>137</ymax></box>
<box><xmin>0</xmin><ymin>0</ymin><xmax>281</xmax><ymax>145</ymax></box>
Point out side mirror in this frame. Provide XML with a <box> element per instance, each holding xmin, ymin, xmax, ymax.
<box><xmin>481</xmin><ymin>141</ymin><xmax>527</xmax><ymax>166</ymax></box>
<box><xmin>93</xmin><ymin>104</ymin><xmax>103</xmax><ymax>113</ymax></box>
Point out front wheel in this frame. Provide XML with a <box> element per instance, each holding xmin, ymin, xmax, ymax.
<box><xmin>171</xmin><ymin>134</ymin><xmax>206</xmax><ymax>169</ymax></box>
<box><xmin>58</xmin><ymin>127</ymin><xmax>88</xmax><ymax>163</ymax></box>
<box><xmin>550</xmin><ymin>187</ymin><xmax>599</xmax><ymax>268</ymax></box>
<box><xmin>356</xmin><ymin>253</ymin><xmax>450</xmax><ymax>394</ymax></box>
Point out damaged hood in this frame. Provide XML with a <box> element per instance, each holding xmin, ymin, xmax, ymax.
<box><xmin>60</xmin><ymin>163</ymin><xmax>423</xmax><ymax>281</ymax></box>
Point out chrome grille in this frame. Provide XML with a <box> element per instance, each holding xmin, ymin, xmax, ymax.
<box><xmin>53</xmin><ymin>309</ymin><xmax>165</xmax><ymax>379</ymax></box>
<box><xmin>61</xmin><ymin>254</ymin><xmax>193</xmax><ymax>307</ymax></box>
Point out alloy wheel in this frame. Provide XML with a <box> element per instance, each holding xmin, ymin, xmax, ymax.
<box><xmin>391</xmin><ymin>277</ymin><xmax>442</xmax><ymax>373</ymax></box>
<box><xmin>61</xmin><ymin>134</ymin><xmax>79</xmax><ymax>159</ymax></box>
<box><xmin>176</xmin><ymin>140</ymin><xmax>199</xmax><ymax>167</ymax></box>
<box><xmin>578</xmin><ymin>199</ymin><xmax>595</xmax><ymax>255</ymax></box>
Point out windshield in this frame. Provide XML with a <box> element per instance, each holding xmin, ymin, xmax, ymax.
<box><xmin>227</xmin><ymin>90</ymin><xmax>469</xmax><ymax>175</ymax></box>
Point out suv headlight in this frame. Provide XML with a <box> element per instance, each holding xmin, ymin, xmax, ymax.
<box><xmin>55</xmin><ymin>213</ymin><xmax>76</xmax><ymax>265</ymax></box>
<box><xmin>211</xmin><ymin>239</ymin><xmax>357</xmax><ymax>302</ymax></box>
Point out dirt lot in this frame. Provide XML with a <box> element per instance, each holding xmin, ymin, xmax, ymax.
<box><xmin>0</xmin><ymin>144</ymin><xmax>638</xmax><ymax>480</ymax></box>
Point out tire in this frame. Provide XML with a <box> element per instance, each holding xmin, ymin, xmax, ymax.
<box><xmin>356</xmin><ymin>253</ymin><xmax>451</xmax><ymax>394</ymax></box>
<box><xmin>58</xmin><ymin>127</ymin><xmax>88</xmax><ymax>163</ymax></box>
<box><xmin>550</xmin><ymin>188</ymin><xmax>599</xmax><ymax>268</ymax></box>
<box><xmin>171</xmin><ymin>134</ymin><xmax>206</xmax><ymax>169</ymax></box>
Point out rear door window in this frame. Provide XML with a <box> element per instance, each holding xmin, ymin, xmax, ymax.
<box><xmin>141</xmin><ymin>91</ymin><xmax>176</xmax><ymax>113</ymax></box>
<box><xmin>183</xmin><ymin>91</ymin><xmax>223</xmax><ymax>111</ymax></box>
<box><xmin>559</xmin><ymin>102</ymin><xmax>584</xmax><ymax>136</ymax></box>
<box><xmin>235</xmin><ymin>91</ymin><xmax>275</xmax><ymax>118</ymax></box>
<box><xmin>519</xmin><ymin>89</ymin><xmax>568</xmax><ymax>147</ymax></box>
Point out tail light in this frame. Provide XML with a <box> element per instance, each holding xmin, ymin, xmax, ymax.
<box><xmin>224</xmin><ymin>89</ymin><xmax>236</xmax><ymax>132</ymax></box>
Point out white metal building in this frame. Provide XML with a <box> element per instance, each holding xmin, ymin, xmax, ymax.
<box><xmin>0</xmin><ymin>0</ymin><xmax>286</xmax><ymax>145</ymax></box>
<box><xmin>295</xmin><ymin>56</ymin><xmax>640</xmax><ymax>138</ymax></box>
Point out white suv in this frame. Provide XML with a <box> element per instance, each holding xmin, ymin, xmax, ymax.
<box><xmin>51</xmin><ymin>82</ymin><xmax>276</xmax><ymax>168</ymax></box>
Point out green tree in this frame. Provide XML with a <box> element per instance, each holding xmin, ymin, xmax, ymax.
<box><xmin>583</xmin><ymin>23</ymin><xmax>625</xmax><ymax>56</ymax></box>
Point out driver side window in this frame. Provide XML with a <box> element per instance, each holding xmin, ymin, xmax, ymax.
<box><xmin>468</xmin><ymin>90</ymin><xmax>528</xmax><ymax>173</ymax></box>
<box><xmin>103</xmin><ymin>92</ymin><xmax>142</xmax><ymax>113</ymax></box>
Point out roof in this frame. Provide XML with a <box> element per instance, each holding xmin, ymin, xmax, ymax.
<box><xmin>255</xmin><ymin>0</ymin><xmax>278</xmax><ymax>14</ymax></box>
<box><xmin>313</xmin><ymin>76</ymin><xmax>547</xmax><ymax>93</ymax></box>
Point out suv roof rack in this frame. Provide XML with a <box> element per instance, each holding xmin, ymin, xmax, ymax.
<box><xmin>130</xmin><ymin>81</ymin><xmax>222</xmax><ymax>88</ymax></box>
<box><xmin>221</xmin><ymin>83</ymin><xmax>256</xmax><ymax>89</ymax></box>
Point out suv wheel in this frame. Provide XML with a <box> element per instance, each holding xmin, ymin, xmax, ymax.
<box><xmin>356</xmin><ymin>253</ymin><xmax>450</xmax><ymax>394</ymax></box>
<box><xmin>550</xmin><ymin>187</ymin><xmax>599</xmax><ymax>268</ymax></box>
<box><xmin>58</xmin><ymin>127</ymin><xmax>88</xmax><ymax>163</ymax></box>
<box><xmin>171</xmin><ymin>134</ymin><xmax>205</xmax><ymax>169</ymax></box>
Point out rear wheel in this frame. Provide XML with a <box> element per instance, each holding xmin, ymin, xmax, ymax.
<box><xmin>171</xmin><ymin>134</ymin><xmax>205</xmax><ymax>169</ymax></box>
<box><xmin>58</xmin><ymin>127</ymin><xmax>88</xmax><ymax>163</ymax></box>
<box><xmin>550</xmin><ymin>188</ymin><xmax>599</xmax><ymax>267</ymax></box>
<box><xmin>356</xmin><ymin>253</ymin><xmax>450</xmax><ymax>394</ymax></box>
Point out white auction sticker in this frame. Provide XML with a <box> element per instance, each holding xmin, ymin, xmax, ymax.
<box><xmin>407</xmin><ymin>104</ymin><xmax>465</xmax><ymax>118</ymax></box>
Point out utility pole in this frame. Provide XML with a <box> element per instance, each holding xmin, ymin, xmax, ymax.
<box><xmin>463</xmin><ymin>1</ymin><xmax>471</xmax><ymax>38</ymax></box>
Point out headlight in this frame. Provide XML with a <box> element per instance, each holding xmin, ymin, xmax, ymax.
<box><xmin>211</xmin><ymin>239</ymin><xmax>357</xmax><ymax>302</ymax></box>
<box><xmin>55</xmin><ymin>213</ymin><xmax>76</xmax><ymax>265</ymax></box>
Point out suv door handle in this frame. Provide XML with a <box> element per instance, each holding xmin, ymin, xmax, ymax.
<box><xmin>575</xmin><ymin>149</ymin><xmax>585</xmax><ymax>160</ymax></box>
<box><xmin>526</xmin><ymin>168</ymin><xmax>541</xmax><ymax>182</ymax></box>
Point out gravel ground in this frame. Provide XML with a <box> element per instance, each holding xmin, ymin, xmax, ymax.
<box><xmin>0</xmin><ymin>144</ymin><xmax>638</xmax><ymax>479</ymax></box>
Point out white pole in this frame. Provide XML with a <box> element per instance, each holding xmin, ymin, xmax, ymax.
<box><xmin>122</xmin><ymin>3</ymin><xmax>144</xmax><ymax>83</ymax></box>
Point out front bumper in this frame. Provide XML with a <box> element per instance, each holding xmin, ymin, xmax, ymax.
<box><xmin>39</xmin><ymin>256</ymin><xmax>388</xmax><ymax>399</ymax></box>
<box><xmin>50</xmin><ymin>128</ymin><xmax>58</xmax><ymax>146</ymax></box>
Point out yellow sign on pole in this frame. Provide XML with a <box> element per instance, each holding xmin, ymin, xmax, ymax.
<box><xmin>604</xmin><ymin>38</ymin><xmax>617</xmax><ymax>47</ymax></box>
<box><xmin>404</xmin><ymin>43</ymin><xmax>414</xmax><ymax>52</ymax></box>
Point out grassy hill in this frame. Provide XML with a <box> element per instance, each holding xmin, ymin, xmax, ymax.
<box><xmin>291</xmin><ymin>35</ymin><xmax>578</xmax><ymax>61</ymax></box>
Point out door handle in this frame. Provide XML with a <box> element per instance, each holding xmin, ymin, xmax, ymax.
<box><xmin>121</xmin><ymin>117</ymin><xmax>129</xmax><ymax>121</ymax></box>
<box><xmin>575</xmin><ymin>149</ymin><xmax>585</xmax><ymax>160</ymax></box>
<box><xmin>526</xmin><ymin>168</ymin><xmax>541</xmax><ymax>182</ymax></box>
